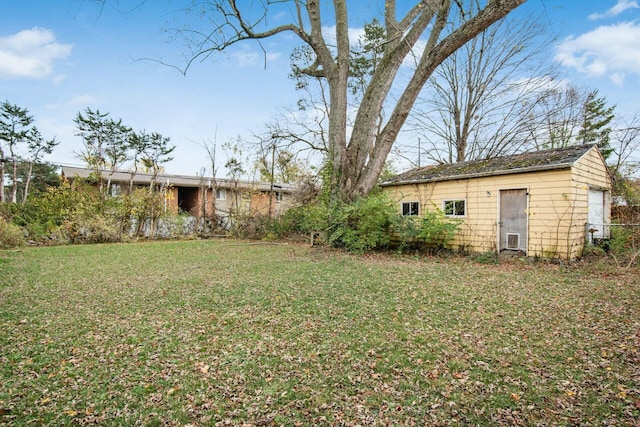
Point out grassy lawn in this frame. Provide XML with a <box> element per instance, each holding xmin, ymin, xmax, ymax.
<box><xmin>1</xmin><ymin>240</ymin><xmax>638</xmax><ymax>426</ymax></box>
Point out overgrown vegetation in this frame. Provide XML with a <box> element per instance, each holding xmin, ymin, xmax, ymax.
<box><xmin>0</xmin><ymin>218</ymin><xmax>24</xmax><ymax>248</ymax></box>
<box><xmin>0</xmin><ymin>179</ymin><xmax>182</xmax><ymax>244</ymax></box>
<box><xmin>267</xmin><ymin>192</ymin><xmax>460</xmax><ymax>253</ymax></box>
<box><xmin>0</xmin><ymin>241</ymin><xmax>638</xmax><ymax>425</ymax></box>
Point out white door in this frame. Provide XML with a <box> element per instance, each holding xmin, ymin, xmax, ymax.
<box><xmin>588</xmin><ymin>189</ymin><xmax>606</xmax><ymax>241</ymax></box>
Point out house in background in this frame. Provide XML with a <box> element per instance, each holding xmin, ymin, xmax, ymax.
<box><xmin>61</xmin><ymin>166</ymin><xmax>297</xmax><ymax>222</ymax></box>
<box><xmin>380</xmin><ymin>145</ymin><xmax>612</xmax><ymax>260</ymax></box>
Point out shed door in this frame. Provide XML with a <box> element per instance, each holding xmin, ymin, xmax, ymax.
<box><xmin>499</xmin><ymin>189</ymin><xmax>528</xmax><ymax>253</ymax></box>
<box><xmin>588</xmin><ymin>189</ymin><xmax>606</xmax><ymax>240</ymax></box>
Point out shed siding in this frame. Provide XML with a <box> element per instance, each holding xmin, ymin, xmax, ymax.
<box><xmin>384</xmin><ymin>168</ymin><xmax>580</xmax><ymax>259</ymax></box>
<box><xmin>567</xmin><ymin>148</ymin><xmax>612</xmax><ymax>258</ymax></box>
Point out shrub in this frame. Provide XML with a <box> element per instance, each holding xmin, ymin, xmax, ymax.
<box><xmin>0</xmin><ymin>219</ymin><xmax>25</xmax><ymax>248</ymax></box>
<box><xmin>63</xmin><ymin>215</ymin><xmax>122</xmax><ymax>244</ymax></box>
<box><xmin>273</xmin><ymin>203</ymin><xmax>329</xmax><ymax>239</ymax></box>
<box><xmin>8</xmin><ymin>181</ymin><xmax>103</xmax><ymax>240</ymax></box>
<box><xmin>127</xmin><ymin>189</ymin><xmax>165</xmax><ymax>238</ymax></box>
<box><xmin>328</xmin><ymin>192</ymin><xmax>399</xmax><ymax>253</ymax></box>
<box><xmin>414</xmin><ymin>208</ymin><xmax>461</xmax><ymax>252</ymax></box>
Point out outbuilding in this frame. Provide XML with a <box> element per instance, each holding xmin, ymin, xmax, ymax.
<box><xmin>380</xmin><ymin>144</ymin><xmax>612</xmax><ymax>260</ymax></box>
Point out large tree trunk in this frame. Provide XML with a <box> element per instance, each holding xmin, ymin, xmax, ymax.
<box><xmin>335</xmin><ymin>0</ymin><xmax>527</xmax><ymax>199</ymax></box>
<box><xmin>179</xmin><ymin>0</ymin><xmax>528</xmax><ymax>202</ymax></box>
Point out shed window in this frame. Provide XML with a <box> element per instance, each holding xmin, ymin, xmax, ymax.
<box><xmin>402</xmin><ymin>201</ymin><xmax>419</xmax><ymax>216</ymax></box>
<box><xmin>216</xmin><ymin>188</ymin><xmax>227</xmax><ymax>200</ymax></box>
<box><xmin>443</xmin><ymin>199</ymin><xmax>466</xmax><ymax>217</ymax></box>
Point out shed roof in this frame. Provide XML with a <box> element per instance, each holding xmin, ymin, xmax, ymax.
<box><xmin>61</xmin><ymin>166</ymin><xmax>297</xmax><ymax>193</ymax></box>
<box><xmin>381</xmin><ymin>145</ymin><xmax>598</xmax><ymax>186</ymax></box>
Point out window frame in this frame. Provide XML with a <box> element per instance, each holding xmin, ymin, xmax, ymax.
<box><xmin>443</xmin><ymin>199</ymin><xmax>466</xmax><ymax>218</ymax></box>
<box><xmin>401</xmin><ymin>201</ymin><xmax>420</xmax><ymax>216</ymax></box>
<box><xmin>215</xmin><ymin>188</ymin><xmax>227</xmax><ymax>200</ymax></box>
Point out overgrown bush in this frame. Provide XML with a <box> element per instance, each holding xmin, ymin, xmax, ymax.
<box><xmin>390</xmin><ymin>206</ymin><xmax>461</xmax><ymax>254</ymax></box>
<box><xmin>63</xmin><ymin>215</ymin><xmax>123</xmax><ymax>244</ymax></box>
<box><xmin>3</xmin><ymin>181</ymin><xmax>174</xmax><ymax>243</ymax></box>
<box><xmin>0</xmin><ymin>219</ymin><xmax>25</xmax><ymax>248</ymax></box>
<box><xmin>328</xmin><ymin>192</ymin><xmax>398</xmax><ymax>253</ymax></box>
<box><xmin>6</xmin><ymin>182</ymin><xmax>89</xmax><ymax>239</ymax></box>
<box><xmin>607</xmin><ymin>224</ymin><xmax>640</xmax><ymax>267</ymax></box>
<box><xmin>269</xmin><ymin>202</ymin><xmax>329</xmax><ymax>240</ymax></box>
<box><xmin>415</xmin><ymin>208</ymin><xmax>461</xmax><ymax>251</ymax></box>
<box><xmin>127</xmin><ymin>188</ymin><xmax>165</xmax><ymax>238</ymax></box>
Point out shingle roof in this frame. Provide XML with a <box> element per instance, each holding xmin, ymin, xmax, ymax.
<box><xmin>381</xmin><ymin>145</ymin><xmax>597</xmax><ymax>186</ymax></box>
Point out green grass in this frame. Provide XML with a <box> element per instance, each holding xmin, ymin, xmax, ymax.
<box><xmin>1</xmin><ymin>240</ymin><xmax>638</xmax><ymax>426</ymax></box>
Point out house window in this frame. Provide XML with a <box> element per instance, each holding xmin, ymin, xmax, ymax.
<box><xmin>443</xmin><ymin>199</ymin><xmax>466</xmax><ymax>217</ymax></box>
<box><xmin>216</xmin><ymin>188</ymin><xmax>227</xmax><ymax>200</ymax></box>
<box><xmin>274</xmin><ymin>191</ymin><xmax>283</xmax><ymax>201</ymax></box>
<box><xmin>402</xmin><ymin>201</ymin><xmax>419</xmax><ymax>216</ymax></box>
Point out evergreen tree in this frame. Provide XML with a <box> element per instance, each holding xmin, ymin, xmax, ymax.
<box><xmin>0</xmin><ymin>101</ymin><xmax>34</xmax><ymax>202</ymax></box>
<box><xmin>74</xmin><ymin>108</ymin><xmax>132</xmax><ymax>195</ymax></box>
<box><xmin>8</xmin><ymin>161</ymin><xmax>60</xmax><ymax>203</ymax></box>
<box><xmin>578</xmin><ymin>90</ymin><xmax>615</xmax><ymax>159</ymax></box>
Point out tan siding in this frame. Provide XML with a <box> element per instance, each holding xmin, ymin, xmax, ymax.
<box><xmin>384</xmin><ymin>168</ymin><xmax>591</xmax><ymax>259</ymax></box>
<box><xmin>383</xmin><ymin>146</ymin><xmax>612</xmax><ymax>260</ymax></box>
<box><xmin>567</xmin><ymin>147</ymin><xmax>612</xmax><ymax>258</ymax></box>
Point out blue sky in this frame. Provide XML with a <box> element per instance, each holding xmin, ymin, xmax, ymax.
<box><xmin>1</xmin><ymin>0</ymin><xmax>639</xmax><ymax>176</ymax></box>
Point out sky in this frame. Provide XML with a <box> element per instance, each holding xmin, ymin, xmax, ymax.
<box><xmin>1</xmin><ymin>0</ymin><xmax>639</xmax><ymax>177</ymax></box>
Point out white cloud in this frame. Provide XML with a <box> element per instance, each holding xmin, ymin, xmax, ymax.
<box><xmin>588</xmin><ymin>0</ymin><xmax>639</xmax><ymax>20</ymax></box>
<box><xmin>231</xmin><ymin>48</ymin><xmax>282</xmax><ymax>67</ymax></box>
<box><xmin>555</xmin><ymin>22</ymin><xmax>640</xmax><ymax>85</ymax></box>
<box><xmin>321</xmin><ymin>25</ymin><xmax>368</xmax><ymax>49</ymax></box>
<box><xmin>0</xmin><ymin>27</ymin><xmax>72</xmax><ymax>79</ymax></box>
<box><xmin>45</xmin><ymin>94</ymin><xmax>100</xmax><ymax>110</ymax></box>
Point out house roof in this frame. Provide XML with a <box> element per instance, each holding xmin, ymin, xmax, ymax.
<box><xmin>60</xmin><ymin>166</ymin><xmax>297</xmax><ymax>193</ymax></box>
<box><xmin>381</xmin><ymin>145</ymin><xmax>599</xmax><ymax>187</ymax></box>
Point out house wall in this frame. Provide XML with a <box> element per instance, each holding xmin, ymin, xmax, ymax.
<box><xmin>163</xmin><ymin>186</ymin><xmax>294</xmax><ymax>219</ymax></box>
<box><xmin>566</xmin><ymin>148</ymin><xmax>612</xmax><ymax>258</ymax></box>
<box><xmin>383</xmin><ymin>148</ymin><xmax>611</xmax><ymax>260</ymax></box>
<box><xmin>212</xmin><ymin>187</ymin><xmax>293</xmax><ymax>219</ymax></box>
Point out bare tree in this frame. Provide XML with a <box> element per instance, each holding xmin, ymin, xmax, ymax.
<box><xmin>171</xmin><ymin>0</ymin><xmax>527</xmax><ymax>201</ymax></box>
<box><xmin>194</xmin><ymin>135</ymin><xmax>221</xmax><ymax>228</ymax></box>
<box><xmin>522</xmin><ymin>84</ymin><xmax>589</xmax><ymax>151</ymax></box>
<box><xmin>409</xmin><ymin>11</ymin><xmax>555</xmax><ymax>164</ymax></box>
<box><xmin>610</xmin><ymin>113</ymin><xmax>640</xmax><ymax>175</ymax></box>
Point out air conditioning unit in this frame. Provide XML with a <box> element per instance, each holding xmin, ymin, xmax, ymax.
<box><xmin>506</xmin><ymin>233</ymin><xmax>520</xmax><ymax>250</ymax></box>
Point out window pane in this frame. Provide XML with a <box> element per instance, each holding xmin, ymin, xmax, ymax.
<box><xmin>444</xmin><ymin>200</ymin><xmax>465</xmax><ymax>216</ymax></box>
<box><xmin>402</xmin><ymin>202</ymin><xmax>419</xmax><ymax>216</ymax></box>
<box><xmin>444</xmin><ymin>201</ymin><xmax>454</xmax><ymax>215</ymax></box>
